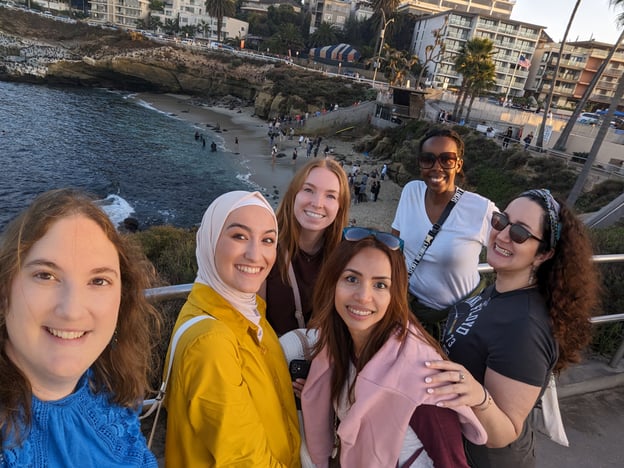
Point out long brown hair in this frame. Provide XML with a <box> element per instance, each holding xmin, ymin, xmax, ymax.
<box><xmin>521</xmin><ymin>193</ymin><xmax>600</xmax><ymax>373</ymax></box>
<box><xmin>309</xmin><ymin>236</ymin><xmax>443</xmax><ymax>404</ymax></box>
<box><xmin>0</xmin><ymin>189</ymin><xmax>161</xmax><ymax>444</ymax></box>
<box><xmin>275</xmin><ymin>159</ymin><xmax>350</xmax><ymax>283</ymax></box>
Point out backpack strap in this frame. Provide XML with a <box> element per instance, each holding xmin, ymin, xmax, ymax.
<box><xmin>142</xmin><ymin>314</ymin><xmax>214</xmax><ymax>447</ymax></box>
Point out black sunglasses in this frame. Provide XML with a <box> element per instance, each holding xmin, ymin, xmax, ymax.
<box><xmin>342</xmin><ymin>227</ymin><xmax>404</xmax><ymax>252</ymax></box>
<box><xmin>418</xmin><ymin>152</ymin><xmax>460</xmax><ymax>169</ymax></box>
<box><xmin>491</xmin><ymin>212</ymin><xmax>543</xmax><ymax>244</ymax></box>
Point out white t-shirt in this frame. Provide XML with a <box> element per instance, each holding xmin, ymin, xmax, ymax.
<box><xmin>392</xmin><ymin>180</ymin><xmax>496</xmax><ymax>310</ymax></box>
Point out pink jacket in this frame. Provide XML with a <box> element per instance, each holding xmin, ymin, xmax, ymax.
<box><xmin>301</xmin><ymin>325</ymin><xmax>487</xmax><ymax>467</ymax></box>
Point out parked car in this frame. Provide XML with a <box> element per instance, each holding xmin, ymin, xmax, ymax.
<box><xmin>577</xmin><ymin>112</ymin><xmax>601</xmax><ymax>125</ymax></box>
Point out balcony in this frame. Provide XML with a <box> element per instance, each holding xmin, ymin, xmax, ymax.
<box><xmin>604</xmin><ymin>67</ymin><xmax>623</xmax><ymax>77</ymax></box>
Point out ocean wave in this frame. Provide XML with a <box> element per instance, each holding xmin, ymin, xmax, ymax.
<box><xmin>96</xmin><ymin>194</ymin><xmax>135</xmax><ymax>228</ymax></box>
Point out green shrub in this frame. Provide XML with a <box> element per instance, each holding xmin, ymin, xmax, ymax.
<box><xmin>590</xmin><ymin>224</ymin><xmax>624</xmax><ymax>357</ymax></box>
<box><xmin>577</xmin><ymin>180</ymin><xmax>624</xmax><ymax>213</ymax></box>
<box><xmin>133</xmin><ymin>225</ymin><xmax>197</xmax><ymax>286</ymax></box>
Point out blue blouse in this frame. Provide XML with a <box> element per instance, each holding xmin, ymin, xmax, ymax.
<box><xmin>1</xmin><ymin>373</ymin><xmax>157</xmax><ymax>467</ymax></box>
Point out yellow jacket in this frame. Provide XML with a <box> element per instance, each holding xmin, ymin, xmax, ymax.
<box><xmin>164</xmin><ymin>283</ymin><xmax>301</xmax><ymax>467</ymax></box>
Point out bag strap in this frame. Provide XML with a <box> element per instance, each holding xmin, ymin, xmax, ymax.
<box><xmin>293</xmin><ymin>329</ymin><xmax>313</xmax><ymax>361</ymax></box>
<box><xmin>407</xmin><ymin>187</ymin><xmax>465</xmax><ymax>279</ymax></box>
<box><xmin>288</xmin><ymin>261</ymin><xmax>306</xmax><ymax>329</ymax></box>
<box><xmin>142</xmin><ymin>314</ymin><xmax>214</xmax><ymax>447</ymax></box>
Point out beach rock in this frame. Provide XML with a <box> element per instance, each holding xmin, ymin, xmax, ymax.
<box><xmin>0</xmin><ymin>8</ymin><xmax>370</xmax><ymax>127</ymax></box>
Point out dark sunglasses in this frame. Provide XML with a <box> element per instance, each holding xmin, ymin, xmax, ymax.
<box><xmin>418</xmin><ymin>152</ymin><xmax>460</xmax><ymax>169</ymax></box>
<box><xmin>491</xmin><ymin>212</ymin><xmax>543</xmax><ymax>244</ymax></box>
<box><xmin>342</xmin><ymin>227</ymin><xmax>404</xmax><ymax>252</ymax></box>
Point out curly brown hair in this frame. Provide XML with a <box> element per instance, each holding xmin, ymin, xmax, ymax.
<box><xmin>275</xmin><ymin>158</ymin><xmax>350</xmax><ymax>283</ymax></box>
<box><xmin>523</xmin><ymin>193</ymin><xmax>601</xmax><ymax>373</ymax></box>
<box><xmin>309</xmin><ymin>236</ymin><xmax>443</xmax><ymax>404</ymax></box>
<box><xmin>0</xmin><ymin>189</ymin><xmax>161</xmax><ymax>444</ymax></box>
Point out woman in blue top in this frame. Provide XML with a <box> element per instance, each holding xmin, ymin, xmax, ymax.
<box><xmin>0</xmin><ymin>189</ymin><xmax>160</xmax><ymax>467</ymax></box>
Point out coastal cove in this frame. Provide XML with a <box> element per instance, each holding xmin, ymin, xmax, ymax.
<box><xmin>0</xmin><ymin>82</ymin><xmax>402</xmax><ymax>232</ymax></box>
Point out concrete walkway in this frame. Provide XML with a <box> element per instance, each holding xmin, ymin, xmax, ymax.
<box><xmin>537</xmin><ymin>355</ymin><xmax>624</xmax><ymax>467</ymax></box>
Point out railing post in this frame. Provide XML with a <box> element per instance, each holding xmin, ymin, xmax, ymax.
<box><xmin>610</xmin><ymin>338</ymin><xmax>624</xmax><ymax>368</ymax></box>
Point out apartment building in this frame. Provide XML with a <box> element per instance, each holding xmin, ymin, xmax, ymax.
<box><xmin>398</xmin><ymin>0</ymin><xmax>516</xmax><ymax>20</ymax></box>
<box><xmin>528</xmin><ymin>40</ymin><xmax>624</xmax><ymax>110</ymax></box>
<box><xmin>240</xmin><ymin>0</ymin><xmax>302</xmax><ymax>15</ymax></box>
<box><xmin>150</xmin><ymin>0</ymin><xmax>248</xmax><ymax>41</ymax></box>
<box><xmin>310</xmin><ymin>0</ymin><xmax>352</xmax><ymax>33</ymax></box>
<box><xmin>89</xmin><ymin>0</ymin><xmax>150</xmax><ymax>27</ymax></box>
<box><xmin>411</xmin><ymin>10</ymin><xmax>542</xmax><ymax>96</ymax></box>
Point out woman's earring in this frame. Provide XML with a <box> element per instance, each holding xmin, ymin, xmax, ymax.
<box><xmin>529</xmin><ymin>265</ymin><xmax>537</xmax><ymax>285</ymax></box>
<box><xmin>110</xmin><ymin>329</ymin><xmax>119</xmax><ymax>349</ymax></box>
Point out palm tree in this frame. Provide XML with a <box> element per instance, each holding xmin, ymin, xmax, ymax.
<box><xmin>371</xmin><ymin>0</ymin><xmax>399</xmax><ymax>62</ymax></box>
<box><xmin>205</xmin><ymin>0</ymin><xmax>235</xmax><ymax>42</ymax></box>
<box><xmin>567</xmin><ymin>0</ymin><xmax>624</xmax><ymax>205</ymax></box>
<box><xmin>453</xmin><ymin>38</ymin><xmax>496</xmax><ymax>121</ymax></box>
<box><xmin>308</xmin><ymin>22</ymin><xmax>339</xmax><ymax>48</ymax></box>
<box><xmin>535</xmin><ymin>0</ymin><xmax>582</xmax><ymax>150</ymax></box>
<box><xmin>464</xmin><ymin>63</ymin><xmax>496</xmax><ymax>122</ymax></box>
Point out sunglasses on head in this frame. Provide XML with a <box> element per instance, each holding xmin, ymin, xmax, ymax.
<box><xmin>418</xmin><ymin>152</ymin><xmax>459</xmax><ymax>169</ymax></box>
<box><xmin>491</xmin><ymin>212</ymin><xmax>543</xmax><ymax>244</ymax></box>
<box><xmin>342</xmin><ymin>227</ymin><xmax>404</xmax><ymax>252</ymax></box>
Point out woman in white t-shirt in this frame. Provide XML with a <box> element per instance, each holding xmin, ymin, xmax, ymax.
<box><xmin>392</xmin><ymin>127</ymin><xmax>496</xmax><ymax>338</ymax></box>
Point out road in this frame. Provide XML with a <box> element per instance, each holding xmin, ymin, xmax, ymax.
<box><xmin>536</xmin><ymin>385</ymin><xmax>624</xmax><ymax>467</ymax></box>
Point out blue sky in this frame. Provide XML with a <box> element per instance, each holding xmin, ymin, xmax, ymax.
<box><xmin>511</xmin><ymin>0</ymin><xmax>622</xmax><ymax>44</ymax></box>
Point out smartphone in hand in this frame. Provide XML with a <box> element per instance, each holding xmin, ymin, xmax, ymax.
<box><xmin>289</xmin><ymin>359</ymin><xmax>310</xmax><ymax>410</ymax></box>
<box><xmin>289</xmin><ymin>359</ymin><xmax>311</xmax><ymax>380</ymax></box>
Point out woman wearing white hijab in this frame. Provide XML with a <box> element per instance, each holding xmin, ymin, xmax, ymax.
<box><xmin>164</xmin><ymin>191</ymin><xmax>302</xmax><ymax>467</ymax></box>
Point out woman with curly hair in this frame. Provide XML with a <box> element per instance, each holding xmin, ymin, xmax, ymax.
<box><xmin>301</xmin><ymin>228</ymin><xmax>487</xmax><ymax>467</ymax></box>
<box><xmin>264</xmin><ymin>159</ymin><xmax>350</xmax><ymax>336</ymax></box>
<box><xmin>0</xmin><ymin>188</ymin><xmax>161</xmax><ymax>466</ymax></box>
<box><xmin>424</xmin><ymin>189</ymin><xmax>600</xmax><ymax>467</ymax></box>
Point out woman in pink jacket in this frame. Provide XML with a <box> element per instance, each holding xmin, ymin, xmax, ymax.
<box><xmin>301</xmin><ymin>228</ymin><xmax>487</xmax><ymax>467</ymax></box>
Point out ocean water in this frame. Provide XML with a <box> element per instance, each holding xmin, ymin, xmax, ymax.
<box><xmin>0</xmin><ymin>81</ymin><xmax>255</xmax><ymax>231</ymax></box>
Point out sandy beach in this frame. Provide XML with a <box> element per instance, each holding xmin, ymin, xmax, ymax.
<box><xmin>133</xmin><ymin>93</ymin><xmax>404</xmax><ymax>230</ymax></box>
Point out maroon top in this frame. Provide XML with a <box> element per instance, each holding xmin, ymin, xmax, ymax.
<box><xmin>406</xmin><ymin>405</ymin><xmax>470</xmax><ymax>468</ymax></box>
<box><xmin>265</xmin><ymin>248</ymin><xmax>325</xmax><ymax>336</ymax></box>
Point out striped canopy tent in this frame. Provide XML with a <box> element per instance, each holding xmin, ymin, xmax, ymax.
<box><xmin>309</xmin><ymin>43</ymin><xmax>361</xmax><ymax>63</ymax></box>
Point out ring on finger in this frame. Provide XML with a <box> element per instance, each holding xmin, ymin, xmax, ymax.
<box><xmin>459</xmin><ymin>372</ymin><xmax>465</xmax><ymax>382</ymax></box>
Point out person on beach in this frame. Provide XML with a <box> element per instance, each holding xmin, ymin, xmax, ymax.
<box><xmin>263</xmin><ymin>159</ymin><xmax>350</xmax><ymax>336</ymax></box>
<box><xmin>0</xmin><ymin>189</ymin><xmax>161</xmax><ymax>466</ymax></box>
<box><xmin>301</xmin><ymin>229</ymin><xmax>488</xmax><ymax>467</ymax></box>
<box><xmin>293</xmin><ymin>147</ymin><xmax>298</xmax><ymax>164</ymax></box>
<box><xmin>272</xmin><ymin>144</ymin><xmax>278</xmax><ymax>164</ymax></box>
<box><xmin>392</xmin><ymin>127</ymin><xmax>497</xmax><ymax>339</ymax></box>
<box><xmin>164</xmin><ymin>191</ymin><xmax>301</xmax><ymax>467</ymax></box>
<box><xmin>371</xmin><ymin>180</ymin><xmax>381</xmax><ymax>202</ymax></box>
<box><xmin>424</xmin><ymin>189</ymin><xmax>599</xmax><ymax>467</ymax></box>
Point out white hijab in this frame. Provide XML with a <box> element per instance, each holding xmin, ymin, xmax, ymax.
<box><xmin>195</xmin><ymin>191</ymin><xmax>277</xmax><ymax>341</ymax></box>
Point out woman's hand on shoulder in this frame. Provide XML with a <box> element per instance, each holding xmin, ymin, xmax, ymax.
<box><xmin>423</xmin><ymin>360</ymin><xmax>485</xmax><ymax>408</ymax></box>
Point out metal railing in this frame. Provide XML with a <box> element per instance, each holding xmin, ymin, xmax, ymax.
<box><xmin>146</xmin><ymin>254</ymin><xmax>624</xmax><ymax>366</ymax></box>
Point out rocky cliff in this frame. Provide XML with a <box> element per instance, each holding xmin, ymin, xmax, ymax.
<box><xmin>0</xmin><ymin>7</ymin><xmax>369</xmax><ymax>119</ymax></box>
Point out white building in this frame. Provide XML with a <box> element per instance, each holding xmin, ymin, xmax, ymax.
<box><xmin>310</xmin><ymin>0</ymin><xmax>352</xmax><ymax>33</ymax></box>
<box><xmin>411</xmin><ymin>10</ymin><xmax>543</xmax><ymax>96</ymax></box>
<box><xmin>89</xmin><ymin>0</ymin><xmax>150</xmax><ymax>27</ymax></box>
<box><xmin>398</xmin><ymin>0</ymin><xmax>516</xmax><ymax>19</ymax></box>
<box><xmin>153</xmin><ymin>1</ymin><xmax>248</xmax><ymax>41</ymax></box>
